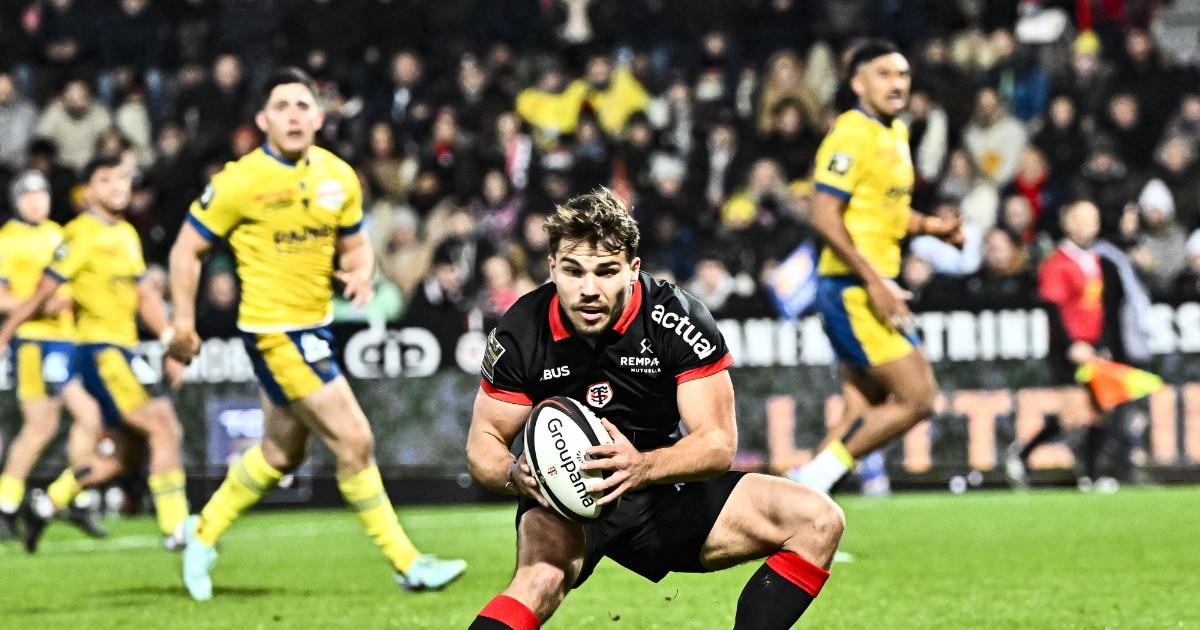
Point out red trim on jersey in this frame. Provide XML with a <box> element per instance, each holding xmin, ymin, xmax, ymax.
<box><xmin>477</xmin><ymin>594</ymin><xmax>540</xmax><ymax>630</ymax></box>
<box><xmin>675</xmin><ymin>352</ymin><xmax>734</xmax><ymax>384</ymax></box>
<box><xmin>548</xmin><ymin>279</ymin><xmax>643</xmax><ymax>341</ymax></box>
<box><xmin>480</xmin><ymin>379</ymin><xmax>533</xmax><ymax>405</ymax></box>
<box><xmin>765</xmin><ymin>550</ymin><xmax>830</xmax><ymax>597</ymax></box>
<box><xmin>549</xmin><ymin>294</ymin><xmax>570</xmax><ymax>341</ymax></box>
<box><xmin>612</xmin><ymin>279</ymin><xmax>643</xmax><ymax>335</ymax></box>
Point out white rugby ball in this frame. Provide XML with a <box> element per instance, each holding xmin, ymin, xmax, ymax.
<box><xmin>523</xmin><ymin>396</ymin><xmax>615</xmax><ymax>522</ymax></box>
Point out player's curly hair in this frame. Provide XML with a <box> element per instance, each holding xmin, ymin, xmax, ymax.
<box><xmin>544</xmin><ymin>187</ymin><xmax>640</xmax><ymax>261</ymax></box>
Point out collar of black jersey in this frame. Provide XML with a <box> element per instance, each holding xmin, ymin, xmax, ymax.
<box><xmin>548</xmin><ymin>278</ymin><xmax>644</xmax><ymax>342</ymax></box>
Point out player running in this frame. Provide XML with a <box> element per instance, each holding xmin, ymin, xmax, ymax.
<box><xmin>0</xmin><ymin>156</ymin><xmax>190</xmax><ymax>552</ymax></box>
<box><xmin>785</xmin><ymin>41</ymin><xmax>964</xmax><ymax>493</ymax></box>
<box><xmin>0</xmin><ymin>170</ymin><xmax>107</xmax><ymax>546</ymax></box>
<box><xmin>167</xmin><ymin>67</ymin><xmax>465</xmax><ymax>602</ymax></box>
<box><xmin>466</xmin><ymin>189</ymin><xmax>844</xmax><ymax>629</ymax></box>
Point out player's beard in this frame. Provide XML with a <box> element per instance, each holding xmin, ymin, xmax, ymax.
<box><xmin>571</xmin><ymin>290</ymin><xmax>626</xmax><ymax>336</ymax></box>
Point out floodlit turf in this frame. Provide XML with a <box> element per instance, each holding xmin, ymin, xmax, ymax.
<box><xmin>1</xmin><ymin>486</ymin><xmax>1198</xmax><ymax>629</ymax></box>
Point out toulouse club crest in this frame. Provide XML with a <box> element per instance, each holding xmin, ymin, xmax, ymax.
<box><xmin>585</xmin><ymin>381</ymin><xmax>613</xmax><ymax>408</ymax></box>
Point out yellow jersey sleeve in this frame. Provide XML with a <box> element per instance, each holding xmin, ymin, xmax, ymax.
<box><xmin>0</xmin><ymin>230</ymin><xmax>11</xmax><ymax>286</ymax></box>
<box><xmin>46</xmin><ymin>224</ymin><xmax>91</xmax><ymax>283</ymax></box>
<box><xmin>813</xmin><ymin>119</ymin><xmax>867</xmax><ymax>201</ymax></box>
<box><xmin>187</xmin><ymin>167</ymin><xmax>244</xmax><ymax>241</ymax></box>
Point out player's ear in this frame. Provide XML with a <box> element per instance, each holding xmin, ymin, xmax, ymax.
<box><xmin>314</xmin><ymin>108</ymin><xmax>326</xmax><ymax>129</ymax></box>
<box><xmin>629</xmin><ymin>256</ymin><xmax>641</xmax><ymax>279</ymax></box>
<box><xmin>254</xmin><ymin>111</ymin><xmax>268</xmax><ymax>134</ymax></box>
<box><xmin>850</xmin><ymin>73</ymin><xmax>864</xmax><ymax>99</ymax></box>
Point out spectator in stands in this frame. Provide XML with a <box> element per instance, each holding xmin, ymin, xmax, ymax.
<box><xmin>402</xmin><ymin>249</ymin><xmax>471</xmax><ymax>370</ymax></box>
<box><xmin>757</xmin><ymin>98</ymin><xmax>820</xmax><ymax>182</ymax></box>
<box><xmin>470</xmin><ymin>169</ymin><xmax>523</xmax><ymax>249</ymax></box>
<box><xmin>179</xmin><ymin>54</ymin><xmax>254</xmax><ymax>155</ymax></box>
<box><xmin>515</xmin><ymin>62</ymin><xmax>587</xmax><ymax>145</ymax></box>
<box><xmin>379</xmin><ymin>207</ymin><xmax>434</xmax><ymax>300</ymax></box>
<box><xmin>1130</xmin><ymin>179</ymin><xmax>1187</xmax><ymax>298</ymax></box>
<box><xmin>689</xmin><ymin>118</ymin><xmax>750</xmax><ymax>209</ymax></box>
<box><xmin>197</xmin><ymin>270</ymin><xmax>239</xmax><ymax>339</ymax></box>
<box><xmin>1100</xmin><ymin>92</ymin><xmax>1155</xmax><ymax>168</ymax></box>
<box><xmin>35</xmin><ymin>79</ymin><xmax>112</xmax><ymax>173</ymax></box>
<box><xmin>1072</xmin><ymin>142</ymin><xmax>1138</xmax><ymax>238</ymax></box>
<box><xmin>909</xmin><ymin>199</ymin><xmax>984</xmax><ymax>277</ymax></box>
<box><xmin>364</xmin><ymin>121</ymin><xmax>417</xmax><ymax>204</ymax></box>
<box><xmin>476</xmin><ymin>255</ymin><xmax>532</xmax><ymax>326</ymax></box>
<box><xmin>756</xmin><ymin>50</ymin><xmax>823</xmax><ymax>136</ymax></box>
<box><xmin>421</xmin><ymin>107</ymin><xmax>480</xmax><ymax>203</ymax></box>
<box><xmin>962</xmin><ymin>226</ymin><xmax>1036</xmax><ymax>309</ymax></box>
<box><xmin>371</xmin><ymin>50</ymin><xmax>435</xmax><ymax>145</ymax></box>
<box><xmin>1164</xmin><ymin>92</ymin><xmax>1200</xmax><ymax>152</ymax></box>
<box><xmin>913</xmin><ymin>36</ymin><xmax>973</xmax><ymax>132</ymax></box>
<box><xmin>438</xmin><ymin>55</ymin><xmax>507</xmax><ymax>136</ymax></box>
<box><xmin>517</xmin><ymin>211</ymin><xmax>551</xmax><ymax>284</ymax></box>
<box><xmin>1173</xmin><ymin>230</ymin><xmax>1200</xmax><ymax>302</ymax></box>
<box><xmin>938</xmin><ymin>148</ymin><xmax>999</xmax><ymax>230</ymax></box>
<box><xmin>580</xmin><ymin>52</ymin><xmax>650</xmax><ymax>137</ymax></box>
<box><xmin>1057</xmin><ymin>30</ymin><xmax>1112</xmax><ymax>121</ymax></box>
<box><xmin>1152</xmin><ymin>136</ymin><xmax>1200</xmax><ymax>231</ymax></box>
<box><xmin>0</xmin><ymin>72</ymin><xmax>37</xmax><ymax>171</ymax></box>
<box><xmin>981</xmin><ymin>28</ymin><xmax>1049</xmax><ymax>124</ymax></box>
<box><xmin>1034</xmin><ymin>94</ymin><xmax>1086</xmax><ymax>187</ymax></box>
<box><xmin>99</xmin><ymin>0</ymin><xmax>168</xmax><ymax>118</ymax></box>
<box><xmin>478</xmin><ymin>111</ymin><xmax>533</xmax><ymax>192</ymax></box>
<box><xmin>1112</xmin><ymin>29</ymin><xmax>1179</xmax><ymax>131</ymax></box>
<box><xmin>964</xmin><ymin>86</ymin><xmax>1027</xmax><ymax>187</ymax></box>
<box><xmin>33</xmin><ymin>0</ymin><xmax>97</xmax><ymax>92</ymax></box>
<box><xmin>1008</xmin><ymin>146</ymin><xmax>1066</xmax><ymax>236</ymax></box>
<box><xmin>25</xmin><ymin>139</ymin><xmax>77</xmax><ymax>224</ymax></box>
<box><xmin>907</xmin><ymin>89</ymin><xmax>949</xmax><ymax>196</ymax></box>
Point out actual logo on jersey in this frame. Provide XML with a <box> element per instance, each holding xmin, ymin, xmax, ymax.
<box><xmin>586</xmin><ymin>381</ymin><xmax>613</xmax><ymax>408</ymax></box>
<box><xmin>314</xmin><ymin>179</ymin><xmax>346</xmax><ymax>211</ymax></box>
<box><xmin>481</xmin><ymin>329</ymin><xmax>505</xmax><ymax>382</ymax></box>
<box><xmin>542</xmin><ymin>366</ymin><xmax>570</xmax><ymax>381</ymax></box>
<box><xmin>650</xmin><ymin>304</ymin><xmax>717</xmax><ymax>360</ymax></box>
<box><xmin>827</xmin><ymin>152</ymin><xmax>853</xmax><ymax>175</ymax></box>
<box><xmin>198</xmin><ymin>184</ymin><xmax>214</xmax><ymax>210</ymax></box>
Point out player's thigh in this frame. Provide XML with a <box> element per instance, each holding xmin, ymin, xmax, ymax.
<box><xmin>61</xmin><ymin>379</ymin><xmax>101</xmax><ymax>430</ymax></box>
<box><xmin>18</xmin><ymin>397</ymin><xmax>63</xmax><ymax>436</ymax></box>
<box><xmin>838</xmin><ymin>363</ymin><xmax>888</xmax><ymax>412</ymax></box>
<box><xmin>290</xmin><ymin>376</ymin><xmax>372</xmax><ymax>446</ymax></box>
<box><xmin>121</xmin><ymin>397</ymin><xmax>181</xmax><ymax>443</ymax></box>
<box><xmin>516</xmin><ymin>506</ymin><xmax>586</xmax><ymax>584</ymax></box>
<box><xmin>867</xmin><ymin>348</ymin><xmax>937</xmax><ymax>408</ymax></box>
<box><xmin>259</xmin><ymin>391</ymin><xmax>310</xmax><ymax>468</ymax></box>
<box><xmin>700</xmin><ymin>473</ymin><xmax>842</xmax><ymax>571</ymax></box>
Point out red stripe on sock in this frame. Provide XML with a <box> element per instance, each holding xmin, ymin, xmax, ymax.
<box><xmin>478</xmin><ymin>595</ymin><xmax>539</xmax><ymax>630</ymax></box>
<box><xmin>765</xmin><ymin>551</ymin><xmax>831</xmax><ymax>596</ymax></box>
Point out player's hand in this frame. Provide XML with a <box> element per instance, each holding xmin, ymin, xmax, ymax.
<box><xmin>335</xmin><ymin>270</ymin><xmax>373</xmax><ymax>307</ymax></box>
<box><xmin>165</xmin><ymin>325</ymin><xmax>201</xmax><ymax>364</ymax></box>
<box><xmin>1068</xmin><ymin>341</ymin><xmax>1097</xmax><ymax>366</ymax></box>
<box><xmin>163</xmin><ymin>355</ymin><xmax>187</xmax><ymax>390</ymax></box>
<box><xmin>866</xmin><ymin>277</ymin><xmax>914</xmax><ymax>333</ymax></box>
<box><xmin>510</xmin><ymin>452</ymin><xmax>550</xmax><ymax>508</ymax></box>
<box><xmin>41</xmin><ymin>295</ymin><xmax>74</xmax><ymax>316</ymax></box>
<box><xmin>925</xmin><ymin>215</ymin><xmax>965</xmax><ymax>247</ymax></box>
<box><xmin>583</xmin><ymin>419</ymin><xmax>650</xmax><ymax>506</ymax></box>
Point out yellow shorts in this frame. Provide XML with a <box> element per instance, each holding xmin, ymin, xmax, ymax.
<box><xmin>10</xmin><ymin>338</ymin><xmax>77</xmax><ymax>403</ymax></box>
<box><xmin>816</xmin><ymin>276</ymin><xmax>919</xmax><ymax>368</ymax></box>
<box><xmin>75</xmin><ymin>343</ymin><xmax>163</xmax><ymax>426</ymax></box>
<box><xmin>241</xmin><ymin>326</ymin><xmax>340</xmax><ymax>404</ymax></box>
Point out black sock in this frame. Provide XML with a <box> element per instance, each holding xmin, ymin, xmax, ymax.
<box><xmin>1019</xmin><ymin>414</ymin><xmax>1062</xmax><ymax>461</ymax></box>
<box><xmin>734</xmin><ymin>552</ymin><xmax>828</xmax><ymax>630</ymax></box>
<box><xmin>468</xmin><ymin>619</ymin><xmax>512</xmax><ymax>630</ymax></box>
<box><xmin>1083</xmin><ymin>425</ymin><xmax>1108</xmax><ymax>480</ymax></box>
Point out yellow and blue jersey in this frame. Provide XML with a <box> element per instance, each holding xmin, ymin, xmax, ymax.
<box><xmin>186</xmin><ymin>144</ymin><xmax>363</xmax><ymax>334</ymax></box>
<box><xmin>0</xmin><ymin>218</ymin><xmax>74</xmax><ymax>341</ymax></box>
<box><xmin>813</xmin><ymin>107</ymin><xmax>918</xmax><ymax>368</ymax></box>
<box><xmin>46</xmin><ymin>213</ymin><xmax>146</xmax><ymax>348</ymax></box>
<box><xmin>814</xmin><ymin>107</ymin><xmax>913</xmax><ymax>279</ymax></box>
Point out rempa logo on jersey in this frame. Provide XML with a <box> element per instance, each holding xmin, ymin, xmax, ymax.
<box><xmin>650</xmin><ymin>304</ymin><xmax>716</xmax><ymax>359</ymax></box>
<box><xmin>586</xmin><ymin>381</ymin><xmax>613</xmax><ymax>408</ymax></box>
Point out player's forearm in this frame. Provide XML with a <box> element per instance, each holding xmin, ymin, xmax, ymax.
<box><xmin>0</xmin><ymin>288</ymin><xmax>20</xmax><ymax>313</ymax></box>
<box><xmin>338</xmin><ymin>238</ymin><xmax>375</xmax><ymax>279</ymax></box>
<box><xmin>168</xmin><ymin>243</ymin><xmax>203</xmax><ymax>329</ymax></box>
<box><xmin>466</xmin><ymin>430</ymin><xmax>517</xmax><ymax>495</ymax></box>
<box><xmin>137</xmin><ymin>287</ymin><xmax>170</xmax><ymax>338</ymax></box>
<box><xmin>811</xmin><ymin>193</ymin><xmax>886</xmax><ymax>284</ymax></box>
<box><xmin>641</xmin><ymin>425</ymin><xmax>735</xmax><ymax>485</ymax></box>
<box><xmin>0</xmin><ymin>277</ymin><xmax>56</xmax><ymax>342</ymax></box>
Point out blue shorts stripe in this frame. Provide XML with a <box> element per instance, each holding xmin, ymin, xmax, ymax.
<box><xmin>240</xmin><ymin>332</ymin><xmax>288</xmax><ymax>404</ymax></box>
<box><xmin>816</xmin><ymin>276</ymin><xmax>871</xmax><ymax>367</ymax></box>
<box><xmin>286</xmin><ymin>327</ymin><xmax>340</xmax><ymax>386</ymax></box>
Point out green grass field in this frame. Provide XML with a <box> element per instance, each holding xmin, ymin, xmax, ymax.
<box><xmin>1</xmin><ymin>487</ymin><xmax>1198</xmax><ymax>629</ymax></box>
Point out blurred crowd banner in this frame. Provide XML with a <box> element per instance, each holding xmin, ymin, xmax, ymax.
<box><xmin>3</xmin><ymin>304</ymin><xmax>1200</xmax><ymax>481</ymax></box>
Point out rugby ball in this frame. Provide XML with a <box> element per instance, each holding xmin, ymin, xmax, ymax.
<box><xmin>523</xmin><ymin>396</ymin><xmax>615</xmax><ymax>522</ymax></box>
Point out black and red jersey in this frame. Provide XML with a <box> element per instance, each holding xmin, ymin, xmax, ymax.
<box><xmin>480</xmin><ymin>272</ymin><xmax>734</xmax><ymax>450</ymax></box>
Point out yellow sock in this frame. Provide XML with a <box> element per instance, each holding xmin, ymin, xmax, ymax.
<box><xmin>0</xmin><ymin>474</ymin><xmax>25</xmax><ymax>513</ymax></box>
<box><xmin>148</xmin><ymin>469</ymin><xmax>189</xmax><ymax>536</ymax></box>
<box><xmin>197</xmin><ymin>446</ymin><xmax>282</xmax><ymax>546</ymax></box>
<box><xmin>338</xmin><ymin>466</ymin><xmax>419</xmax><ymax>573</ymax></box>
<box><xmin>829</xmin><ymin>439</ymin><xmax>856</xmax><ymax>468</ymax></box>
<box><xmin>47</xmin><ymin>469</ymin><xmax>82</xmax><ymax>511</ymax></box>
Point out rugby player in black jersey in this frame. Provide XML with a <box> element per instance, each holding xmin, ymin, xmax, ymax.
<box><xmin>465</xmin><ymin>188</ymin><xmax>845</xmax><ymax>629</ymax></box>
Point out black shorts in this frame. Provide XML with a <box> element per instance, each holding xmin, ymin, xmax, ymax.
<box><xmin>516</xmin><ymin>471</ymin><xmax>747</xmax><ymax>587</ymax></box>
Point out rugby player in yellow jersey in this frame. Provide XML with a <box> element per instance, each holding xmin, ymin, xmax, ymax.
<box><xmin>167</xmin><ymin>67</ymin><xmax>465</xmax><ymax>602</ymax></box>
<box><xmin>0</xmin><ymin>156</ymin><xmax>190</xmax><ymax>551</ymax></box>
<box><xmin>787</xmin><ymin>41</ymin><xmax>964</xmax><ymax>493</ymax></box>
<box><xmin>0</xmin><ymin>170</ymin><xmax>108</xmax><ymax>546</ymax></box>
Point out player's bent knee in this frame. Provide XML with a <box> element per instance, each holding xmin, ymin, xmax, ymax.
<box><xmin>513</xmin><ymin>562</ymin><xmax>572</xmax><ymax>603</ymax></box>
<box><xmin>335</xmin><ymin>425</ymin><xmax>375</xmax><ymax>468</ymax></box>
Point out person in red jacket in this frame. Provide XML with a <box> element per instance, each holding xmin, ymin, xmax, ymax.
<box><xmin>1007</xmin><ymin>200</ymin><xmax>1120</xmax><ymax>491</ymax></box>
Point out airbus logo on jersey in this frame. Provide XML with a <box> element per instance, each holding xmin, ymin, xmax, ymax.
<box><xmin>650</xmin><ymin>304</ymin><xmax>716</xmax><ymax>359</ymax></box>
<box><xmin>541</xmin><ymin>366</ymin><xmax>570</xmax><ymax>380</ymax></box>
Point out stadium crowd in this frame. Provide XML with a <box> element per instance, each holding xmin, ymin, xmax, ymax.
<box><xmin>1</xmin><ymin>0</ymin><xmax>1199</xmax><ymax>340</ymax></box>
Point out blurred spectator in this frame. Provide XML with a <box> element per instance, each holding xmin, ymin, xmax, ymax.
<box><xmin>364</xmin><ymin>121</ymin><xmax>417</xmax><ymax>204</ymax></box>
<box><xmin>35</xmin><ymin>79</ymin><xmax>112</xmax><ymax>172</ymax></box>
<box><xmin>1072</xmin><ymin>143</ymin><xmax>1138</xmax><ymax>238</ymax></box>
<box><xmin>1033</xmin><ymin>94</ymin><xmax>1086</xmax><ymax>182</ymax></box>
<box><xmin>196</xmin><ymin>270</ymin><xmax>239</xmax><ymax>339</ymax></box>
<box><xmin>689</xmin><ymin>120</ymin><xmax>750</xmax><ymax>209</ymax></box>
<box><xmin>34</xmin><ymin>0</ymin><xmax>98</xmax><ymax>91</ymax></box>
<box><xmin>470</xmin><ymin>169</ymin><xmax>523</xmax><ymax>249</ymax></box>
<box><xmin>981</xmin><ymin>29</ymin><xmax>1048</xmax><ymax>123</ymax></box>
<box><xmin>962</xmin><ymin>227</ymin><xmax>1036</xmax><ymax>309</ymax></box>
<box><xmin>907</xmin><ymin>90</ymin><xmax>949</xmax><ymax>192</ymax></box>
<box><xmin>421</xmin><ymin>107</ymin><xmax>480</xmax><ymax>204</ymax></box>
<box><xmin>402</xmin><ymin>254</ymin><xmax>470</xmax><ymax>370</ymax></box>
<box><xmin>477</xmin><ymin>255</ymin><xmax>533</xmax><ymax>326</ymax></box>
<box><xmin>999</xmin><ymin>193</ymin><xmax>1039</xmax><ymax>247</ymax></box>
<box><xmin>963</xmin><ymin>87</ymin><xmax>1027</xmax><ymax>187</ymax></box>
<box><xmin>517</xmin><ymin>211</ymin><xmax>551</xmax><ymax>284</ymax></box>
<box><xmin>1100</xmin><ymin>92</ymin><xmax>1155</xmax><ymax>168</ymax></box>
<box><xmin>756</xmin><ymin>51</ymin><xmax>823</xmax><ymax>135</ymax></box>
<box><xmin>0</xmin><ymin>72</ymin><xmax>37</xmax><ymax>170</ymax></box>
<box><xmin>432</xmin><ymin>207</ymin><xmax>496</xmax><ymax>296</ymax></box>
<box><xmin>479</xmin><ymin>111</ymin><xmax>533</xmax><ymax>192</ymax></box>
<box><xmin>379</xmin><ymin>207</ymin><xmax>434</xmax><ymax>300</ymax></box>
<box><xmin>938</xmin><ymin>148</ymin><xmax>999</xmax><ymax>230</ymax></box>
<box><xmin>902</xmin><ymin>254</ymin><xmax>961</xmax><ymax>311</ymax></box>
<box><xmin>569</xmin><ymin>116</ymin><xmax>611</xmax><ymax>191</ymax></box>
<box><xmin>370</xmin><ymin>50</ymin><xmax>435</xmax><ymax>144</ymax></box>
<box><xmin>913</xmin><ymin>36</ymin><xmax>973</xmax><ymax>132</ymax></box>
<box><xmin>515</xmin><ymin>62</ymin><xmax>588</xmax><ymax>144</ymax></box>
<box><xmin>909</xmin><ymin>200</ymin><xmax>984</xmax><ymax>277</ymax></box>
<box><xmin>1173</xmin><ymin>230</ymin><xmax>1200</xmax><ymax>302</ymax></box>
<box><xmin>438</xmin><ymin>55</ymin><xmax>507</xmax><ymax>135</ymax></box>
<box><xmin>580</xmin><ymin>52</ymin><xmax>650</xmax><ymax>137</ymax></box>
<box><xmin>1008</xmin><ymin>146</ymin><xmax>1066</xmax><ymax>235</ymax></box>
<box><xmin>1112</xmin><ymin>29</ymin><xmax>1178</xmax><ymax>131</ymax></box>
<box><xmin>1057</xmin><ymin>30</ymin><xmax>1112</xmax><ymax>121</ymax></box>
<box><xmin>99</xmin><ymin>0</ymin><xmax>168</xmax><ymax>116</ymax></box>
<box><xmin>1164</xmin><ymin>93</ymin><xmax>1200</xmax><ymax>152</ymax></box>
<box><xmin>114</xmin><ymin>87</ymin><xmax>154</xmax><ymax>167</ymax></box>
<box><xmin>686</xmin><ymin>257</ymin><xmax>771</xmax><ymax>320</ymax></box>
<box><xmin>179</xmin><ymin>54</ymin><xmax>254</xmax><ymax>154</ymax></box>
<box><xmin>1151</xmin><ymin>136</ymin><xmax>1200</xmax><ymax>231</ymax></box>
<box><xmin>26</xmin><ymin>139</ymin><xmax>77</xmax><ymax>224</ymax></box>
<box><xmin>1130</xmin><ymin>179</ymin><xmax>1187</xmax><ymax>297</ymax></box>
<box><xmin>757</xmin><ymin>98</ymin><xmax>820</xmax><ymax>181</ymax></box>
